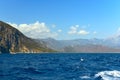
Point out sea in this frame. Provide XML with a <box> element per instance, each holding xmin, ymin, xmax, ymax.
<box><xmin>0</xmin><ymin>53</ymin><xmax>120</xmax><ymax>80</ymax></box>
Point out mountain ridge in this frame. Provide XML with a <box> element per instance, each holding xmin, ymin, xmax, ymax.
<box><xmin>39</xmin><ymin>37</ymin><xmax>120</xmax><ymax>52</ymax></box>
<box><xmin>0</xmin><ymin>21</ymin><xmax>54</xmax><ymax>53</ymax></box>
<box><xmin>1</xmin><ymin>20</ymin><xmax>120</xmax><ymax>53</ymax></box>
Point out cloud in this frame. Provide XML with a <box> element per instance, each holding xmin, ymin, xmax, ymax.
<box><xmin>117</xmin><ymin>27</ymin><xmax>120</xmax><ymax>35</ymax></box>
<box><xmin>58</xmin><ymin>29</ymin><xmax>62</xmax><ymax>32</ymax></box>
<box><xmin>8</xmin><ymin>21</ymin><xmax>58</xmax><ymax>39</ymax></box>
<box><xmin>51</xmin><ymin>24</ymin><xmax>56</xmax><ymax>28</ymax></box>
<box><xmin>93</xmin><ymin>31</ymin><xmax>97</xmax><ymax>34</ymax></box>
<box><xmin>68</xmin><ymin>25</ymin><xmax>89</xmax><ymax>35</ymax></box>
<box><xmin>68</xmin><ymin>26</ymin><xmax>77</xmax><ymax>34</ymax></box>
<box><xmin>78</xmin><ymin>30</ymin><xmax>89</xmax><ymax>35</ymax></box>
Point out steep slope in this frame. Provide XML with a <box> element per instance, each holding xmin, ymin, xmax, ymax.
<box><xmin>39</xmin><ymin>38</ymin><xmax>65</xmax><ymax>51</ymax></box>
<box><xmin>0</xmin><ymin>21</ymin><xmax>53</xmax><ymax>53</ymax></box>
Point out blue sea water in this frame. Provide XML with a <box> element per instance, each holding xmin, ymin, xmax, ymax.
<box><xmin>0</xmin><ymin>53</ymin><xmax>120</xmax><ymax>80</ymax></box>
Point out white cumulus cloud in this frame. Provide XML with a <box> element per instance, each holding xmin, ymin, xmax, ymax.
<box><xmin>8</xmin><ymin>21</ymin><xmax>58</xmax><ymax>39</ymax></box>
<box><xmin>68</xmin><ymin>25</ymin><xmax>89</xmax><ymax>35</ymax></box>
<box><xmin>68</xmin><ymin>26</ymin><xmax>77</xmax><ymax>34</ymax></box>
<box><xmin>78</xmin><ymin>30</ymin><xmax>89</xmax><ymax>35</ymax></box>
<box><xmin>58</xmin><ymin>29</ymin><xmax>62</xmax><ymax>32</ymax></box>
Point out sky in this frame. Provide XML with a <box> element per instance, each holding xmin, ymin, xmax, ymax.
<box><xmin>1</xmin><ymin>0</ymin><xmax>120</xmax><ymax>40</ymax></box>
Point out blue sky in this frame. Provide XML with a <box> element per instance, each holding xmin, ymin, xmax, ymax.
<box><xmin>1</xmin><ymin>0</ymin><xmax>120</xmax><ymax>40</ymax></box>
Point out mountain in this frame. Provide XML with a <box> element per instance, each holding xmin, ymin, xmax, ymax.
<box><xmin>0</xmin><ymin>21</ymin><xmax>54</xmax><ymax>53</ymax></box>
<box><xmin>1</xmin><ymin>20</ymin><xmax>120</xmax><ymax>53</ymax></box>
<box><xmin>63</xmin><ymin>45</ymin><xmax>120</xmax><ymax>52</ymax></box>
<box><xmin>104</xmin><ymin>35</ymin><xmax>120</xmax><ymax>48</ymax></box>
<box><xmin>39</xmin><ymin>38</ymin><xmax>120</xmax><ymax>52</ymax></box>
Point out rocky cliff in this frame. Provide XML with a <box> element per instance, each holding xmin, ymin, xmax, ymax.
<box><xmin>0</xmin><ymin>21</ymin><xmax>53</xmax><ymax>53</ymax></box>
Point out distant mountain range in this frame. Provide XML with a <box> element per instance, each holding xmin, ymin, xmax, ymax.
<box><xmin>0</xmin><ymin>21</ymin><xmax>120</xmax><ymax>53</ymax></box>
<box><xmin>39</xmin><ymin>37</ymin><xmax>120</xmax><ymax>53</ymax></box>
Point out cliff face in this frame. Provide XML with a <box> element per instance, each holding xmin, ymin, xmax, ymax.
<box><xmin>0</xmin><ymin>21</ymin><xmax>53</xmax><ymax>53</ymax></box>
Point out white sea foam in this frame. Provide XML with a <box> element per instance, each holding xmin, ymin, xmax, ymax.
<box><xmin>95</xmin><ymin>70</ymin><xmax>120</xmax><ymax>80</ymax></box>
<box><xmin>80</xmin><ymin>58</ymin><xmax>84</xmax><ymax>61</ymax></box>
<box><xmin>80</xmin><ymin>75</ymin><xmax>90</xmax><ymax>79</ymax></box>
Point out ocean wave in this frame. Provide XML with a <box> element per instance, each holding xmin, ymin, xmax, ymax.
<box><xmin>80</xmin><ymin>75</ymin><xmax>90</xmax><ymax>79</ymax></box>
<box><xmin>14</xmin><ymin>76</ymin><xmax>38</xmax><ymax>80</ymax></box>
<box><xmin>95</xmin><ymin>70</ymin><xmax>120</xmax><ymax>80</ymax></box>
<box><xmin>10</xmin><ymin>67</ymin><xmax>43</xmax><ymax>74</ymax></box>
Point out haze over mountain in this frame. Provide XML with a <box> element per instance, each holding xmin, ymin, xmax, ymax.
<box><xmin>1</xmin><ymin>21</ymin><xmax>120</xmax><ymax>53</ymax></box>
<box><xmin>0</xmin><ymin>21</ymin><xmax>54</xmax><ymax>53</ymax></box>
<box><xmin>39</xmin><ymin>37</ymin><xmax>120</xmax><ymax>52</ymax></box>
